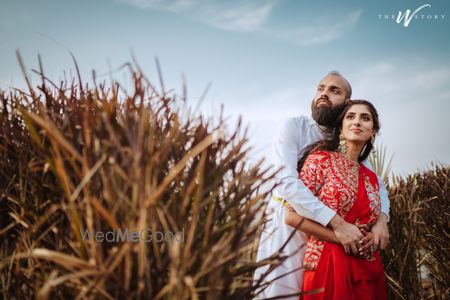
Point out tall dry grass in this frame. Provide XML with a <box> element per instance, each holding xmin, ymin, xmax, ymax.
<box><xmin>382</xmin><ymin>165</ymin><xmax>449</xmax><ymax>299</ymax></box>
<box><xmin>1</xmin><ymin>56</ymin><xmax>448</xmax><ymax>299</ymax></box>
<box><xmin>370</xmin><ymin>146</ymin><xmax>449</xmax><ymax>299</ymax></box>
<box><xmin>0</xmin><ymin>57</ymin><xmax>283</xmax><ymax>299</ymax></box>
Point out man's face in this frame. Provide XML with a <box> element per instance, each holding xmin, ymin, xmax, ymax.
<box><xmin>311</xmin><ymin>74</ymin><xmax>349</xmax><ymax>126</ymax></box>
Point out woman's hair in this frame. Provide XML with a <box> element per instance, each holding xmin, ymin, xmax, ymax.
<box><xmin>297</xmin><ymin>99</ymin><xmax>380</xmax><ymax>172</ymax></box>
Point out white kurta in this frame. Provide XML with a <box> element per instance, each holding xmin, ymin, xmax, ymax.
<box><xmin>253</xmin><ymin>116</ymin><xmax>390</xmax><ymax>299</ymax></box>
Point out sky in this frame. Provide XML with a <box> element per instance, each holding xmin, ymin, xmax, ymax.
<box><xmin>1</xmin><ymin>0</ymin><xmax>449</xmax><ymax>176</ymax></box>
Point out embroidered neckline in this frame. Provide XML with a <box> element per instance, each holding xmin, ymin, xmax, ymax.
<box><xmin>335</xmin><ymin>151</ymin><xmax>360</xmax><ymax>167</ymax></box>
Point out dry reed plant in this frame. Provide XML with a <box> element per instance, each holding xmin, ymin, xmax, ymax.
<box><xmin>381</xmin><ymin>166</ymin><xmax>449</xmax><ymax>300</ymax></box>
<box><xmin>0</xmin><ymin>56</ymin><xmax>285</xmax><ymax>299</ymax></box>
<box><xmin>1</xmin><ymin>55</ymin><xmax>448</xmax><ymax>300</ymax></box>
<box><xmin>370</xmin><ymin>146</ymin><xmax>449</xmax><ymax>299</ymax></box>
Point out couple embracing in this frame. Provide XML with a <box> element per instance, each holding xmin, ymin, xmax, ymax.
<box><xmin>254</xmin><ymin>71</ymin><xmax>390</xmax><ymax>300</ymax></box>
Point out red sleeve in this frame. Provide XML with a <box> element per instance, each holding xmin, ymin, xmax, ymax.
<box><xmin>299</xmin><ymin>151</ymin><xmax>330</xmax><ymax>195</ymax></box>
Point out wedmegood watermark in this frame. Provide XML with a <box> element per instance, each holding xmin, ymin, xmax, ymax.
<box><xmin>81</xmin><ymin>228</ymin><xmax>185</xmax><ymax>243</ymax></box>
<box><xmin>377</xmin><ymin>3</ymin><xmax>445</xmax><ymax>28</ymax></box>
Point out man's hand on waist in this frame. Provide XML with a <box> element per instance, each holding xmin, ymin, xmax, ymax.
<box><xmin>329</xmin><ymin>214</ymin><xmax>363</xmax><ymax>255</ymax></box>
<box><xmin>371</xmin><ymin>212</ymin><xmax>389</xmax><ymax>250</ymax></box>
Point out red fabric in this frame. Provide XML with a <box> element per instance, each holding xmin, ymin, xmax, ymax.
<box><xmin>302</xmin><ymin>245</ymin><xmax>386</xmax><ymax>300</ymax></box>
<box><xmin>301</xmin><ymin>159</ymin><xmax>387</xmax><ymax>300</ymax></box>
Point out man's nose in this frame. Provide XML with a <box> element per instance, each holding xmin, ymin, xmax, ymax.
<box><xmin>320</xmin><ymin>90</ymin><xmax>329</xmax><ymax>99</ymax></box>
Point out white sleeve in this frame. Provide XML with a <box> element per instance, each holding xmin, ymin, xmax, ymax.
<box><xmin>273</xmin><ymin>118</ymin><xmax>336</xmax><ymax>226</ymax></box>
<box><xmin>362</xmin><ymin>160</ymin><xmax>391</xmax><ymax>221</ymax></box>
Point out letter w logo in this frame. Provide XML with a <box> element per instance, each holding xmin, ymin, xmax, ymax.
<box><xmin>396</xmin><ymin>4</ymin><xmax>431</xmax><ymax>27</ymax></box>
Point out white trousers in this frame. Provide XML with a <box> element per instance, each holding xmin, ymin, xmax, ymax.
<box><xmin>253</xmin><ymin>200</ymin><xmax>308</xmax><ymax>299</ymax></box>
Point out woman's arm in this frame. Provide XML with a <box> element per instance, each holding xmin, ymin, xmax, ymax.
<box><xmin>285</xmin><ymin>206</ymin><xmax>375</xmax><ymax>257</ymax></box>
<box><xmin>285</xmin><ymin>204</ymin><xmax>339</xmax><ymax>243</ymax></box>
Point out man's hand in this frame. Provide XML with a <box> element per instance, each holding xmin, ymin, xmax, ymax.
<box><xmin>371</xmin><ymin>213</ymin><xmax>389</xmax><ymax>250</ymax></box>
<box><xmin>329</xmin><ymin>215</ymin><xmax>363</xmax><ymax>255</ymax></box>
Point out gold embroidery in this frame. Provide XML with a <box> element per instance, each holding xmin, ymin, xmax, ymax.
<box><xmin>364</xmin><ymin>175</ymin><xmax>381</xmax><ymax>224</ymax></box>
<box><xmin>300</xmin><ymin>151</ymin><xmax>381</xmax><ymax>271</ymax></box>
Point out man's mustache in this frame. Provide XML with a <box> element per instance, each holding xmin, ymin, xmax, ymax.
<box><xmin>315</xmin><ymin>97</ymin><xmax>332</xmax><ymax>107</ymax></box>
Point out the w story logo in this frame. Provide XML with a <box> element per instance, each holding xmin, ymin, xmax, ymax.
<box><xmin>378</xmin><ymin>3</ymin><xmax>445</xmax><ymax>27</ymax></box>
<box><xmin>396</xmin><ymin>4</ymin><xmax>431</xmax><ymax>27</ymax></box>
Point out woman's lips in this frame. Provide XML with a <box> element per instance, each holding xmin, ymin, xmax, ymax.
<box><xmin>351</xmin><ymin>128</ymin><xmax>362</xmax><ymax>133</ymax></box>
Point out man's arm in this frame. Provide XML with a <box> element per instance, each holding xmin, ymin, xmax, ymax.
<box><xmin>378</xmin><ymin>177</ymin><xmax>390</xmax><ymax>220</ymax></box>
<box><xmin>273</xmin><ymin>118</ymin><xmax>335</xmax><ymax>226</ymax></box>
<box><xmin>362</xmin><ymin>160</ymin><xmax>391</xmax><ymax>220</ymax></box>
<box><xmin>372</xmin><ymin>176</ymin><xmax>390</xmax><ymax>249</ymax></box>
<box><xmin>284</xmin><ymin>204</ymin><xmax>339</xmax><ymax>243</ymax></box>
<box><xmin>362</xmin><ymin>161</ymin><xmax>390</xmax><ymax>250</ymax></box>
<box><xmin>274</xmin><ymin>118</ymin><xmax>363</xmax><ymax>254</ymax></box>
<box><xmin>284</xmin><ymin>205</ymin><xmax>374</xmax><ymax>257</ymax></box>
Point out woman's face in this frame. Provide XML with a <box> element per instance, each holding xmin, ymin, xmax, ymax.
<box><xmin>341</xmin><ymin>104</ymin><xmax>375</xmax><ymax>144</ymax></box>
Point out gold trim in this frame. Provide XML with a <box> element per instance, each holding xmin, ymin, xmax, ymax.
<box><xmin>273</xmin><ymin>196</ymin><xmax>289</xmax><ymax>207</ymax></box>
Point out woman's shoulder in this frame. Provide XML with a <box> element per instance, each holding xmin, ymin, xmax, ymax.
<box><xmin>305</xmin><ymin>150</ymin><xmax>333</xmax><ymax>164</ymax></box>
<box><xmin>312</xmin><ymin>150</ymin><xmax>360</xmax><ymax>164</ymax></box>
<box><xmin>301</xmin><ymin>150</ymin><xmax>333</xmax><ymax>177</ymax></box>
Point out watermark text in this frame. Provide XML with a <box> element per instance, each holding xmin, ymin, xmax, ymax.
<box><xmin>81</xmin><ymin>228</ymin><xmax>185</xmax><ymax>243</ymax></box>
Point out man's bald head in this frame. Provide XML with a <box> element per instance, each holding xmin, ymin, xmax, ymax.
<box><xmin>310</xmin><ymin>71</ymin><xmax>352</xmax><ymax>126</ymax></box>
<box><xmin>325</xmin><ymin>71</ymin><xmax>352</xmax><ymax>99</ymax></box>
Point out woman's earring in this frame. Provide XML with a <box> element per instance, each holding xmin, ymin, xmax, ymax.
<box><xmin>371</xmin><ymin>135</ymin><xmax>375</xmax><ymax>144</ymax></box>
<box><xmin>338</xmin><ymin>133</ymin><xmax>348</xmax><ymax>154</ymax></box>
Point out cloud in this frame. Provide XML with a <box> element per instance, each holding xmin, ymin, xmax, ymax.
<box><xmin>116</xmin><ymin>0</ymin><xmax>197</xmax><ymax>12</ymax></box>
<box><xmin>271</xmin><ymin>10</ymin><xmax>362</xmax><ymax>46</ymax></box>
<box><xmin>411</xmin><ymin>68</ymin><xmax>450</xmax><ymax>88</ymax></box>
<box><xmin>349</xmin><ymin>60</ymin><xmax>450</xmax><ymax>174</ymax></box>
<box><xmin>353</xmin><ymin>61</ymin><xmax>450</xmax><ymax>100</ymax></box>
<box><xmin>201</xmin><ymin>2</ymin><xmax>275</xmax><ymax>32</ymax></box>
<box><xmin>116</xmin><ymin>0</ymin><xmax>276</xmax><ymax>32</ymax></box>
<box><xmin>217</xmin><ymin>59</ymin><xmax>450</xmax><ymax>175</ymax></box>
<box><xmin>116</xmin><ymin>0</ymin><xmax>361</xmax><ymax>45</ymax></box>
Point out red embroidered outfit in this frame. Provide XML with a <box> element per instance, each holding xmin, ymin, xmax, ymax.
<box><xmin>300</xmin><ymin>151</ymin><xmax>387</xmax><ymax>300</ymax></box>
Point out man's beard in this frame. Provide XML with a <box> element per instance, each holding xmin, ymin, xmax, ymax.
<box><xmin>311</xmin><ymin>99</ymin><xmax>346</xmax><ymax>127</ymax></box>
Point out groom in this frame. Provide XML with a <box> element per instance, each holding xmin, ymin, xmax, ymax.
<box><xmin>254</xmin><ymin>71</ymin><xmax>390</xmax><ymax>299</ymax></box>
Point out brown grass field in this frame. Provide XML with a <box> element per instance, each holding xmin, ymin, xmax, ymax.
<box><xmin>0</xmin><ymin>57</ymin><xmax>448</xmax><ymax>299</ymax></box>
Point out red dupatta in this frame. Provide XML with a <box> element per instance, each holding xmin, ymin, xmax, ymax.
<box><xmin>303</xmin><ymin>158</ymin><xmax>387</xmax><ymax>300</ymax></box>
<box><xmin>344</xmin><ymin>163</ymin><xmax>380</xmax><ymax>226</ymax></box>
<box><xmin>343</xmin><ymin>164</ymin><xmax>384</xmax><ymax>282</ymax></box>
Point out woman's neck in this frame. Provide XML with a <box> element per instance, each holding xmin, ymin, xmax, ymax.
<box><xmin>343</xmin><ymin>141</ymin><xmax>365</xmax><ymax>163</ymax></box>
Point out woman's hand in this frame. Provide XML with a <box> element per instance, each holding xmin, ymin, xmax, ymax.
<box><xmin>357</xmin><ymin>225</ymin><xmax>375</xmax><ymax>259</ymax></box>
<box><xmin>284</xmin><ymin>203</ymin><xmax>305</xmax><ymax>228</ymax></box>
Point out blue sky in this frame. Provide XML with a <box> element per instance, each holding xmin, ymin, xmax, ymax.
<box><xmin>1</xmin><ymin>0</ymin><xmax>449</xmax><ymax>175</ymax></box>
